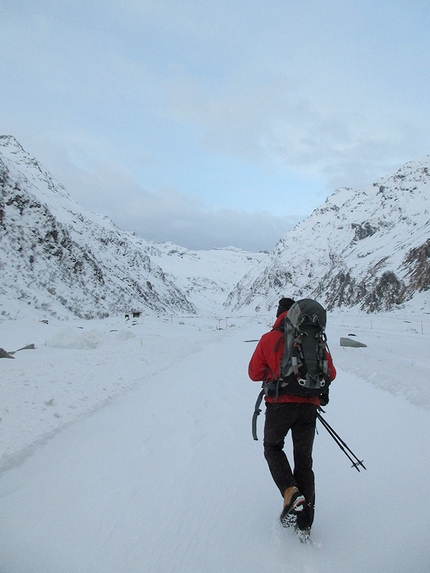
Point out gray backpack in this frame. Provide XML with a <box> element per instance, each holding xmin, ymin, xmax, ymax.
<box><xmin>263</xmin><ymin>298</ymin><xmax>330</xmax><ymax>399</ymax></box>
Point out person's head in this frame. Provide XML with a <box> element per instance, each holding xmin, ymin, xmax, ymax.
<box><xmin>276</xmin><ymin>297</ymin><xmax>295</xmax><ymax>317</ymax></box>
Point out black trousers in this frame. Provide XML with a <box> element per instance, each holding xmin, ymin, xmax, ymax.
<box><xmin>263</xmin><ymin>402</ymin><xmax>317</xmax><ymax>528</ymax></box>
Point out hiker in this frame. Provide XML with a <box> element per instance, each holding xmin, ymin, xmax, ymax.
<box><xmin>248</xmin><ymin>297</ymin><xmax>336</xmax><ymax>540</ymax></box>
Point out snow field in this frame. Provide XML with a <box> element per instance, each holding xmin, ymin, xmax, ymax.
<box><xmin>0</xmin><ymin>311</ymin><xmax>429</xmax><ymax>572</ymax></box>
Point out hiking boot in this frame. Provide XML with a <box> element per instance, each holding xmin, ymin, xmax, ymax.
<box><xmin>280</xmin><ymin>486</ymin><xmax>305</xmax><ymax>528</ymax></box>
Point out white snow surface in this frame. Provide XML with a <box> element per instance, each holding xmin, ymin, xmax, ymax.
<box><xmin>1</xmin><ymin>308</ymin><xmax>430</xmax><ymax>573</ymax></box>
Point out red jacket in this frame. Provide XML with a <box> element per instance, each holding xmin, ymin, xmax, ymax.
<box><xmin>248</xmin><ymin>311</ymin><xmax>336</xmax><ymax>404</ymax></box>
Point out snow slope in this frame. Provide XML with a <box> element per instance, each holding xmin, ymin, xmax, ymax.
<box><xmin>1</xmin><ymin>309</ymin><xmax>429</xmax><ymax>572</ymax></box>
<box><xmin>0</xmin><ymin>135</ymin><xmax>266</xmax><ymax>320</ymax></box>
<box><xmin>148</xmin><ymin>243</ymin><xmax>268</xmax><ymax>314</ymax></box>
<box><xmin>226</xmin><ymin>156</ymin><xmax>430</xmax><ymax>314</ymax></box>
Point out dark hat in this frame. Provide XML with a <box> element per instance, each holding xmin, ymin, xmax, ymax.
<box><xmin>276</xmin><ymin>297</ymin><xmax>295</xmax><ymax>317</ymax></box>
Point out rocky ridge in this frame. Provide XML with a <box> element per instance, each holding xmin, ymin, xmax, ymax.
<box><xmin>1</xmin><ymin>135</ymin><xmax>429</xmax><ymax>319</ymax></box>
<box><xmin>0</xmin><ymin>136</ymin><xmax>264</xmax><ymax>319</ymax></box>
<box><xmin>225</xmin><ymin>158</ymin><xmax>430</xmax><ymax>313</ymax></box>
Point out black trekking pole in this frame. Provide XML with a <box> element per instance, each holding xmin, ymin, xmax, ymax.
<box><xmin>317</xmin><ymin>409</ymin><xmax>367</xmax><ymax>472</ymax></box>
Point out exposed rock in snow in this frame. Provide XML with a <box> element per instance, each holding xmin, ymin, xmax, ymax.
<box><xmin>225</xmin><ymin>157</ymin><xmax>430</xmax><ymax>314</ymax></box>
<box><xmin>0</xmin><ymin>136</ymin><xmax>266</xmax><ymax>319</ymax></box>
<box><xmin>1</xmin><ymin>135</ymin><xmax>429</xmax><ymax>318</ymax></box>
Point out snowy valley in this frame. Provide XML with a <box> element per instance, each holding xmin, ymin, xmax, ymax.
<box><xmin>1</xmin><ymin>136</ymin><xmax>430</xmax><ymax>572</ymax></box>
<box><xmin>1</xmin><ymin>311</ymin><xmax>429</xmax><ymax>573</ymax></box>
<box><xmin>1</xmin><ymin>135</ymin><xmax>429</xmax><ymax>321</ymax></box>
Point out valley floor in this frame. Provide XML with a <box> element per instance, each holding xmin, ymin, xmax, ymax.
<box><xmin>0</xmin><ymin>311</ymin><xmax>429</xmax><ymax>572</ymax></box>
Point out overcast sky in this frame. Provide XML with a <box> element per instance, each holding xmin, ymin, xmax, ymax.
<box><xmin>1</xmin><ymin>0</ymin><xmax>430</xmax><ymax>251</ymax></box>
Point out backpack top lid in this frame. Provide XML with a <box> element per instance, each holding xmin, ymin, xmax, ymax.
<box><xmin>287</xmin><ymin>298</ymin><xmax>327</xmax><ymax>331</ymax></box>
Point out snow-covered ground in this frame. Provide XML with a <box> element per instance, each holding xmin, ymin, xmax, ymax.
<box><xmin>1</xmin><ymin>309</ymin><xmax>430</xmax><ymax>572</ymax></box>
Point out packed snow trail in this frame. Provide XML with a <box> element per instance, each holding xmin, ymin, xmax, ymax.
<box><xmin>0</xmin><ymin>316</ymin><xmax>430</xmax><ymax>572</ymax></box>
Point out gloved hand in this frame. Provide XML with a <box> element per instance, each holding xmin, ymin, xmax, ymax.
<box><xmin>319</xmin><ymin>388</ymin><xmax>329</xmax><ymax>406</ymax></box>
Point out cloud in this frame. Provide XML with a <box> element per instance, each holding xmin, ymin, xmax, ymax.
<box><xmin>163</xmin><ymin>65</ymin><xmax>429</xmax><ymax>192</ymax></box>
<box><xmin>2</xmin><ymin>0</ymin><xmax>430</xmax><ymax>251</ymax></box>
<box><xmin>33</xmin><ymin>146</ymin><xmax>296</xmax><ymax>251</ymax></box>
<box><xmin>148</xmin><ymin>0</ymin><xmax>430</xmax><ymax>191</ymax></box>
<box><xmin>124</xmin><ymin>200</ymin><xmax>296</xmax><ymax>253</ymax></box>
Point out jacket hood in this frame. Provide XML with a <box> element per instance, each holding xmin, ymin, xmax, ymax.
<box><xmin>272</xmin><ymin>310</ymin><xmax>287</xmax><ymax>330</ymax></box>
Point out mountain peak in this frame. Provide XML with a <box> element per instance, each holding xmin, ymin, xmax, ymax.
<box><xmin>0</xmin><ymin>138</ymin><xmax>197</xmax><ymax>319</ymax></box>
<box><xmin>0</xmin><ymin>137</ymin><xmax>264</xmax><ymax>319</ymax></box>
<box><xmin>1</xmin><ymin>136</ymin><xmax>429</xmax><ymax>318</ymax></box>
<box><xmin>226</xmin><ymin>160</ymin><xmax>430</xmax><ymax>314</ymax></box>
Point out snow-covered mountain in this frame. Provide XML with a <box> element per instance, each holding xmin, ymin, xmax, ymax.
<box><xmin>225</xmin><ymin>158</ymin><xmax>430</xmax><ymax>314</ymax></box>
<box><xmin>2</xmin><ymin>135</ymin><xmax>429</xmax><ymax>319</ymax></box>
<box><xmin>147</xmin><ymin>243</ymin><xmax>267</xmax><ymax>314</ymax></box>
<box><xmin>0</xmin><ymin>136</ymin><xmax>265</xmax><ymax>319</ymax></box>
